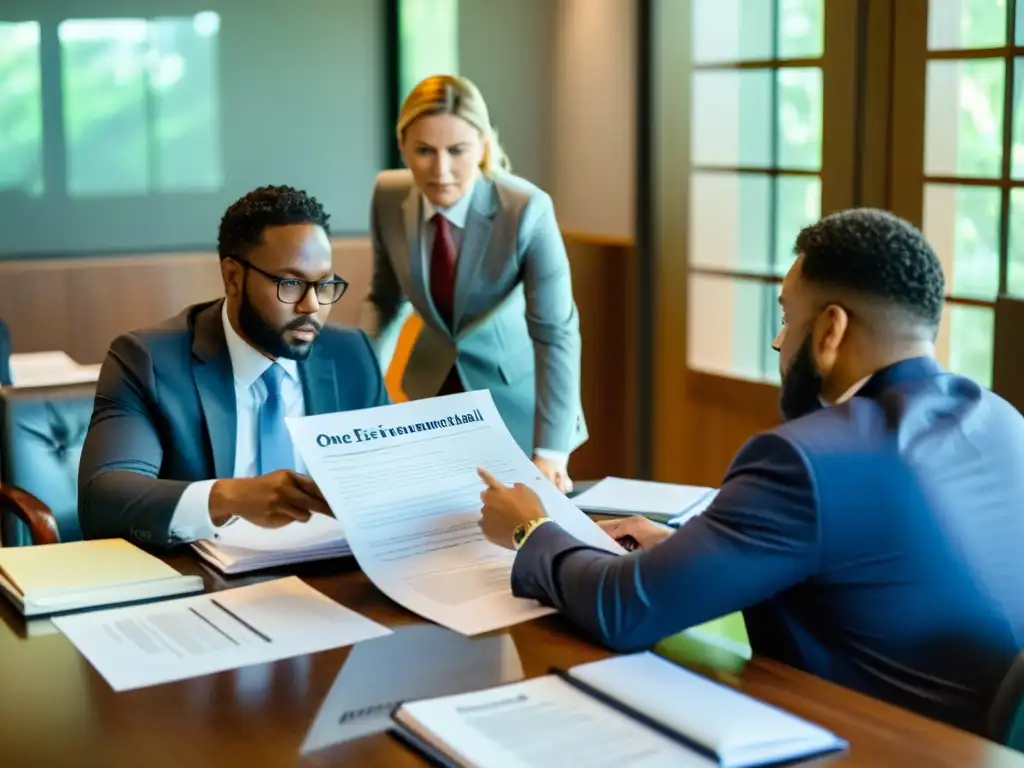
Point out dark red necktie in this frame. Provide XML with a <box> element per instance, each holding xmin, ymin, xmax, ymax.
<box><xmin>430</xmin><ymin>213</ymin><xmax>456</xmax><ymax>329</ymax></box>
<box><xmin>429</xmin><ymin>213</ymin><xmax>463</xmax><ymax>395</ymax></box>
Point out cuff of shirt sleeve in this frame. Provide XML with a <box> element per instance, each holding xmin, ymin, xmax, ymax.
<box><xmin>533</xmin><ymin>448</ymin><xmax>569</xmax><ymax>469</ymax></box>
<box><xmin>167</xmin><ymin>479</ymin><xmax>218</xmax><ymax>543</ymax></box>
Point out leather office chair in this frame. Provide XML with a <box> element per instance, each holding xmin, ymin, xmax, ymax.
<box><xmin>993</xmin><ymin>295</ymin><xmax>1024</xmax><ymax>413</ymax></box>
<box><xmin>991</xmin><ymin>651</ymin><xmax>1024</xmax><ymax>753</ymax></box>
<box><xmin>0</xmin><ymin>383</ymin><xmax>95</xmax><ymax>546</ymax></box>
<box><xmin>0</xmin><ymin>319</ymin><xmax>11</xmax><ymax>387</ymax></box>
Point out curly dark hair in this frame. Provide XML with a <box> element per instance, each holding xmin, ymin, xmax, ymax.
<box><xmin>795</xmin><ymin>208</ymin><xmax>945</xmax><ymax>329</ymax></box>
<box><xmin>217</xmin><ymin>185</ymin><xmax>331</xmax><ymax>261</ymax></box>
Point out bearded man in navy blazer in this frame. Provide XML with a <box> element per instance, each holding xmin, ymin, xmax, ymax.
<box><xmin>478</xmin><ymin>208</ymin><xmax>1024</xmax><ymax>735</ymax></box>
<box><xmin>79</xmin><ymin>186</ymin><xmax>390</xmax><ymax>548</ymax></box>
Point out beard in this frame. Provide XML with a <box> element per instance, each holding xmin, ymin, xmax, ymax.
<box><xmin>238</xmin><ymin>287</ymin><xmax>320</xmax><ymax>361</ymax></box>
<box><xmin>779</xmin><ymin>332</ymin><xmax>825</xmax><ymax>422</ymax></box>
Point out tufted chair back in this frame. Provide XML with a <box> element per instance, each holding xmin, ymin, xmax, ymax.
<box><xmin>0</xmin><ymin>383</ymin><xmax>95</xmax><ymax>546</ymax></box>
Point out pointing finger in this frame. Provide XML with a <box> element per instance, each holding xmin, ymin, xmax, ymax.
<box><xmin>477</xmin><ymin>466</ymin><xmax>505</xmax><ymax>490</ymax></box>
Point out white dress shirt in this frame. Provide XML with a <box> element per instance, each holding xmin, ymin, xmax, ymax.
<box><xmin>421</xmin><ymin>182</ymin><xmax>567</xmax><ymax>470</ymax></box>
<box><xmin>822</xmin><ymin>376</ymin><xmax>870</xmax><ymax>407</ymax></box>
<box><xmin>168</xmin><ymin>302</ymin><xmax>308</xmax><ymax>542</ymax></box>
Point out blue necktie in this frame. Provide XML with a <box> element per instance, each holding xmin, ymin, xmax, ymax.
<box><xmin>258</xmin><ymin>364</ymin><xmax>294</xmax><ymax>475</ymax></box>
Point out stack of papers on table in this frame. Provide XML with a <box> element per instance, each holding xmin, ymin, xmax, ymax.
<box><xmin>9</xmin><ymin>350</ymin><xmax>102</xmax><ymax>388</ymax></box>
<box><xmin>191</xmin><ymin>514</ymin><xmax>351</xmax><ymax>575</ymax></box>
<box><xmin>573</xmin><ymin>477</ymin><xmax>719</xmax><ymax>525</ymax></box>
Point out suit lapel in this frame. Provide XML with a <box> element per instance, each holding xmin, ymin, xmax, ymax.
<box><xmin>191</xmin><ymin>300</ymin><xmax>236</xmax><ymax>478</ymax></box>
<box><xmin>453</xmin><ymin>179</ymin><xmax>498</xmax><ymax>334</ymax></box>
<box><xmin>298</xmin><ymin>348</ymin><xmax>339</xmax><ymax>415</ymax></box>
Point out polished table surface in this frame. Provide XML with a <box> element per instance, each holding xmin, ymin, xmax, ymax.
<box><xmin>0</xmin><ymin>554</ymin><xmax>1021</xmax><ymax>767</ymax></box>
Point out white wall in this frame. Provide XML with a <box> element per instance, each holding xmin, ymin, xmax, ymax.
<box><xmin>458</xmin><ymin>0</ymin><xmax>557</xmax><ymax>191</ymax></box>
<box><xmin>551</xmin><ymin>0</ymin><xmax>637</xmax><ymax>240</ymax></box>
<box><xmin>459</xmin><ymin>0</ymin><xmax>637</xmax><ymax>240</ymax></box>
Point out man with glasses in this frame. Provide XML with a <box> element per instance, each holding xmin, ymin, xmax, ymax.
<box><xmin>79</xmin><ymin>185</ymin><xmax>390</xmax><ymax>547</ymax></box>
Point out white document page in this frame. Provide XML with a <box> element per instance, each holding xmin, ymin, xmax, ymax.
<box><xmin>287</xmin><ymin>390</ymin><xmax>624</xmax><ymax>636</ymax></box>
<box><xmin>573</xmin><ymin>477</ymin><xmax>716</xmax><ymax>519</ymax></box>
<box><xmin>191</xmin><ymin>514</ymin><xmax>351</xmax><ymax>575</ymax></box>
<box><xmin>666</xmin><ymin>489</ymin><xmax>719</xmax><ymax>528</ymax></box>
<box><xmin>301</xmin><ymin>624</ymin><xmax>524</xmax><ymax>753</ymax></box>
<box><xmin>52</xmin><ymin>577</ymin><xmax>391</xmax><ymax>691</ymax></box>
<box><xmin>570</xmin><ymin>653</ymin><xmax>847</xmax><ymax>767</ymax></box>
<box><xmin>208</xmin><ymin>513</ymin><xmax>346</xmax><ymax>551</ymax></box>
<box><xmin>396</xmin><ymin>675</ymin><xmax>715</xmax><ymax>768</ymax></box>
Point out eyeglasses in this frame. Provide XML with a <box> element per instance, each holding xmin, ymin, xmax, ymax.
<box><xmin>233</xmin><ymin>259</ymin><xmax>348</xmax><ymax>305</ymax></box>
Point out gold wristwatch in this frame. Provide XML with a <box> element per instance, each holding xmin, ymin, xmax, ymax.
<box><xmin>513</xmin><ymin>517</ymin><xmax>551</xmax><ymax>550</ymax></box>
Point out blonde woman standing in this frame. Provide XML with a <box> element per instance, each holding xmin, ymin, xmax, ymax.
<box><xmin>361</xmin><ymin>74</ymin><xmax>585</xmax><ymax>492</ymax></box>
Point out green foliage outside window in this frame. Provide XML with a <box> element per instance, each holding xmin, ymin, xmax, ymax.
<box><xmin>0</xmin><ymin>15</ymin><xmax>221</xmax><ymax>203</ymax></box>
<box><xmin>0</xmin><ymin>22</ymin><xmax>43</xmax><ymax>198</ymax></box>
<box><xmin>397</xmin><ymin>0</ymin><xmax>459</xmax><ymax>108</ymax></box>
<box><xmin>926</xmin><ymin>0</ymin><xmax>1020</xmax><ymax>387</ymax></box>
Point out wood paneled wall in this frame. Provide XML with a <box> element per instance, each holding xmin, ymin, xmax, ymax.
<box><xmin>0</xmin><ymin>234</ymin><xmax>637</xmax><ymax>480</ymax></box>
<box><xmin>669</xmin><ymin>373</ymin><xmax>781</xmax><ymax>487</ymax></box>
<box><xmin>563</xmin><ymin>233</ymin><xmax>637</xmax><ymax>482</ymax></box>
<box><xmin>0</xmin><ymin>239</ymin><xmax>373</xmax><ymax>365</ymax></box>
<box><xmin>652</xmin><ymin>263</ymin><xmax>782</xmax><ymax>488</ymax></box>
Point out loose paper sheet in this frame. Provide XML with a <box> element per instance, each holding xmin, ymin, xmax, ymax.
<box><xmin>287</xmin><ymin>390</ymin><xmax>623</xmax><ymax>635</ymax></box>
<box><xmin>573</xmin><ymin>477</ymin><xmax>717</xmax><ymax>521</ymax></box>
<box><xmin>53</xmin><ymin>577</ymin><xmax>391</xmax><ymax>691</ymax></box>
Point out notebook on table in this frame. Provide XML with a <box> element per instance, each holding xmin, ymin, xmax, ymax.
<box><xmin>391</xmin><ymin>651</ymin><xmax>847</xmax><ymax>768</ymax></box>
<box><xmin>0</xmin><ymin>539</ymin><xmax>204</xmax><ymax>617</ymax></box>
<box><xmin>190</xmin><ymin>513</ymin><xmax>351</xmax><ymax>575</ymax></box>
<box><xmin>572</xmin><ymin>477</ymin><xmax>719</xmax><ymax>525</ymax></box>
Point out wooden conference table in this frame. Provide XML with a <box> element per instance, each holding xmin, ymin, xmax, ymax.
<box><xmin>0</xmin><ymin>554</ymin><xmax>1021</xmax><ymax>767</ymax></box>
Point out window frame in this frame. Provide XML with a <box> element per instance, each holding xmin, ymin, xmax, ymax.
<box><xmin>650</xmin><ymin>0</ymin><xmax>867</xmax><ymax>478</ymax></box>
<box><xmin>0</xmin><ymin>4</ymin><xmax>401</xmax><ymax>257</ymax></box>
<box><xmin>889</xmin><ymin>0</ymin><xmax>1019</xmax><ymax>387</ymax></box>
<box><xmin>680</xmin><ymin>0</ymin><xmax>860</xmax><ymax>385</ymax></box>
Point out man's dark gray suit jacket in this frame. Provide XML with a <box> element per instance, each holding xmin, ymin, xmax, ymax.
<box><xmin>78</xmin><ymin>299</ymin><xmax>390</xmax><ymax>548</ymax></box>
<box><xmin>513</xmin><ymin>357</ymin><xmax>1024</xmax><ymax>734</ymax></box>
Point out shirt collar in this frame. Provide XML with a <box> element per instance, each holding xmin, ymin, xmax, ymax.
<box><xmin>220</xmin><ymin>300</ymin><xmax>299</xmax><ymax>389</ymax></box>
<box><xmin>820</xmin><ymin>375</ymin><xmax>870</xmax><ymax>407</ymax></box>
<box><xmin>422</xmin><ymin>177</ymin><xmax>476</xmax><ymax>229</ymax></box>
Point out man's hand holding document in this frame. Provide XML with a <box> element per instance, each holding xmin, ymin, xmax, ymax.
<box><xmin>286</xmin><ymin>390</ymin><xmax>623</xmax><ymax>635</ymax></box>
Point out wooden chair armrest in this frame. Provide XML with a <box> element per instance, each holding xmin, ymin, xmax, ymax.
<box><xmin>0</xmin><ymin>483</ymin><xmax>60</xmax><ymax>546</ymax></box>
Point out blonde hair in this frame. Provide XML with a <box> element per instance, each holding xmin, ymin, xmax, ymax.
<box><xmin>397</xmin><ymin>74</ymin><xmax>511</xmax><ymax>177</ymax></box>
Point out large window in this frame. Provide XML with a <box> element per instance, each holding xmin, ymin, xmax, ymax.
<box><xmin>913</xmin><ymin>0</ymin><xmax>1024</xmax><ymax>388</ymax></box>
<box><xmin>59</xmin><ymin>14</ymin><xmax>222</xmax><ymax>197</ymax></box>
<box><xmin>0</xmin><ymin>21</ymin><xmax>43</xmax><ymax>199</ymax></box>
<box><xmin>686</xmin><ymin>0</ymin><xmax>825</xmax><ymax>382</ymax></box>
<box><xmin>0</xmin><ymin>3</ymin><xmax>388</xmax><ymax>254</ymax></box>
<box><xmin>0</xmin><ymin>14</ymin><xmax>220</xmax><ymax>201</ymax></box>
